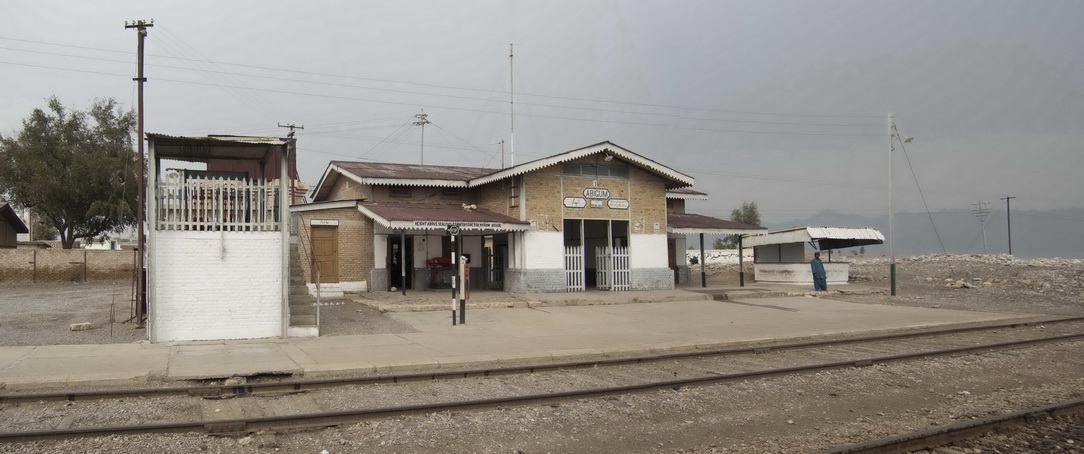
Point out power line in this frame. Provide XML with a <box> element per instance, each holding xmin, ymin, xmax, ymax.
<box><xmin>0</xmin><ymin>60</ymin><xmax>885</xmax><ymax>138</ymax></box>
<box><xmin>0</xmin><ymin>35</ymin><xmax>884</xmax><ymax>121</ymax></box>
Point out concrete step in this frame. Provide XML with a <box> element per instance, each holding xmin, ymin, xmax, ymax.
<box><xmin>290</xmin><ymin>304</ymin><xmax>315</xmax><ymax>316</ymax></box>
<box><xmin>290</xmin><ymin>315</ymin><xmax>316</xmax><ymax>326</ymax></box>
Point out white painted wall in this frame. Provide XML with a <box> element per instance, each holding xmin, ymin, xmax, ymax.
<box><xmin>151</xmin><ymin>231</ymin><xmax>283</xmax><ymax>342</ymax></box>
<box><xmin>373</xmin><ymin>234</ymin><xmax>387</xmax><ymax>269</ymax></box>
<box><xmin>522</xmin><ymin>231</ymin><xmax>564</xmax><ymax>269</ymax></box>
<box><xmin>630</xmin><ymin>233</ymin><xmax>668</xmax><ymax>269</ymax></box>
<box><xmin>754</xmin><ymin>262</ymin><xmax>850</xmax><ymax>285</ymax></box>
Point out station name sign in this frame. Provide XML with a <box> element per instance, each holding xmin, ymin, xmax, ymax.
<box><xmin>583</xmin><ymin>188</ymin><xmax>610</xmax><ymax>199</ymax></box>
<box><xmin>413</xmin><ymin>220</ymin><xmax>503</xmax><ymax>229</ymax></box>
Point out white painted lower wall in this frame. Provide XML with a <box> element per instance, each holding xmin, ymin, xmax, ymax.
<box><xmin>630</xmin><ymin>233</ymin><xmax>668</xmax><ymax>268</ymax></box>
<box><xmin>754</xmin><ymin>262</ymin><xmax>850</xmax><ymax>285</ymax></box>
<box><xmin>521</xmin><ymin>231</ymin><xmax>564</xmax><ymax>269</ymax></box>
<box><xmin>151</xmin><ymin>231</ymin><xmax>283</xmax><ymax>342</ymax></box>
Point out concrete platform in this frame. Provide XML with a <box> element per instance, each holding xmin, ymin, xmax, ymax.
<box><xmin>0</xmin><ymin>294</ymin><xmax>1050</xmax><ymax>390</ymax></box>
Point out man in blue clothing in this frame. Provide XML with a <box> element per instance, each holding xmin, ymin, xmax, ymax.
<box><xmin>811</xmin><ymin>251</ymin><xmax>827</xmax><ymax>291</ymax></box>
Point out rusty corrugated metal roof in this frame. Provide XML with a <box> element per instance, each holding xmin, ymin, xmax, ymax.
<box><xmin>147</xmin><ymin>133</ymin><xmax>288</xmax><ymax>161</ymax></box>
<box><xmin>668</xmin><ymin>213</ymin><xmax>765</xmax><ymax>234</ymax></box>
<box><xmin>331</xmin><ymin>161</ymin><xmax>496</xmax><ymax>182</ymax></box>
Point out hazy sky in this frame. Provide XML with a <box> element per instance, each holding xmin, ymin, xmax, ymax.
<box><xmin>2</xmin><ymin>0</ymin><xmax>1081</xmax><ymax>224</ymax></box>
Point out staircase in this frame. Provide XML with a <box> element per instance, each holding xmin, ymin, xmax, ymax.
<box><xmin>287</xmin><ymin>241</ymin><xmax>319</xmax><ymax>337</ymax></box>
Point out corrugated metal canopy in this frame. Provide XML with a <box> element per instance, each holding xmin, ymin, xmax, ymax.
<box><xmin>667</xmin><ymin>213</ymin><xmax>766</xmax><ymax>235</ymax></box>
<box><xmin>358</xmin><ymin>202</ymin><xmax>531</xmax><ymax>232</ymax></box>
<box><xmin>742</xmin><ymin>226</ymin><xmax>884</xmax><ymax>250</ymax></box>
<box><xmin>666</xmin><ymin>188</ymin><xmax>708</xmax><ymax>200</ymax></box>
<box><xmin>147</xmin><ymin>133</ymin><xmax>287</xmax><ymax>162</ymax></box>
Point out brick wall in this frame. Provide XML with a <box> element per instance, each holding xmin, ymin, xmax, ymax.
<box><xmin>296</xmin><ymin>208</ymin><xmax>373</xmax><ymax>287</ymax></box>
<box><xmin>629</xmin><ymin>167</ymin><xmax>667</xmax><ymax>235</ymax></box>
<box><xmin>474</xmin><ymin>182</ymin><xmax>516</xmax><ymax>218</ymax></box>
<box><xmin>0</xmin><ymin>248</ymin><xmax>135</xmax><ymax>282</ymax></box>
<box><xmin>150</xmin><ymin>230</ymin><xmax>283</xmax><ymax>342</ymax></box>
<box><xmin>326</xmin><ymin>177</ymin><xmax>369</xmax><ymax>201</ymax></box>
<box><xmin>370</xmin><ymin>185</ymin><xmax>465</xmax><ymax>204</ymax></box>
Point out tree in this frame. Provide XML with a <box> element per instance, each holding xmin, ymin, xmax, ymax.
<box><xmin>0</xmin><ymin>97</ymin><xmax>137</xmax><ymax>248</ymax></box>
<box><xmin>719</xmin><ymin>201</ymin><xmax>762</xmax><ymax>249</ymax></box>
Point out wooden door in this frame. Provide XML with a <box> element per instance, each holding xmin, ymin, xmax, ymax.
<box><xmin>311</xmin><ymin>226</ymin><xmax>339</xmax><ymax>283</ymax></box>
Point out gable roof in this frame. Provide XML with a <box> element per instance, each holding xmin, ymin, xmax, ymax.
<box><xmin>468</xmin><ymin>141</ymin><xmax>694</xmax><ymax>188</ymax></box>
<box><xmin>312</xmin><ymin>161</ymin><xmax>494</xmax><ymax>200</ymax></box>
<box><xmin>0</xmin><ymin>203</ymin><xmax>30</xmax><ymax>234</ymax></box>
<box><xmin>311</xmin><ymin>141</ymin><xmax>695</xmax><ymax>201</ymax></box>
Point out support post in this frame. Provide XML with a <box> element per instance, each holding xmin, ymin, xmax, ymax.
<box><xmin>738</xmin><ymin>235</ymin><xmax>745</xmax><ymax>287</ymax></box>
<box><xmin>450</xmin><ymin>232</ymin><xmax>457</xmax><ymax>325</ymax></box>
<box><xmin>458</xmin><ymin>238</ymin><xmax>466</xmax><ymax>325</ymax></box>
<box><xmin>1002</xmin><ymin>196</ymin><xmax>1015</xmax><ymax>255</ymax></box>
<box><xmin>699</xmin><ymin>233</ymin><xmax>706</xmax><ymax>287</ymax></box>
<box><xmin>400</xmin><ymin>230</ymin><xmax>406</xmax><ymax>296</ymax></box>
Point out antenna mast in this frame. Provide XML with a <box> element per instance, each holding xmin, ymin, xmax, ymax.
<box><xmin>509</xmin><ymin>43</ymin><xmax>515</xmax><ymax>168</ymax></box>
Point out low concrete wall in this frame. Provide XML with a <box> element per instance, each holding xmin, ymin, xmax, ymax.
<box><xmin>0</xmin><ymin>249</ymin><xmax>135</xmax><ymax>282</ymax></box>
<box><xmin>754</xmin><ymin>262</ymin><xmax>849</xmax><ymax>285</ymax></box>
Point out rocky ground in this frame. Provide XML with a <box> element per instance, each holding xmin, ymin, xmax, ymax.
<box><xmin>1</xmin><ymin>254</ymin><xmax>1082</xmax><ymax>453</ymax></box>
<box><xmin>702</xmin><ymin>253</ymin><xmax>1084</xmax><ymax>315</ymax></box>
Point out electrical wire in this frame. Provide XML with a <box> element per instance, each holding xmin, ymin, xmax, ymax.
<box><xmin>894</xmin><ymin>124</ymin><xmax>947</xmax><ymax>254</ymax></box>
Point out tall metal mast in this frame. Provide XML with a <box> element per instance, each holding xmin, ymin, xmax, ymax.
<box><xmin>509</xmin><ymin>43</ymin><xmax>515</xmax><ymax>168</ymax></box>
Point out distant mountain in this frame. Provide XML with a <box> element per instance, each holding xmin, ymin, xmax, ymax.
<box><xmin>766</xmin><ymin>208</ymin><xmax>1084</xmax><ymax>259</ymax></box>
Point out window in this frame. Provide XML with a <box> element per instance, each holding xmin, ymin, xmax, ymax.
<box><xmin>441</xmin><ymin>188</ymin><xmax>462</xmax><ymax>200</ymax></box>
<box><xmin>562</xmin><ymin>162</ymin><xmax>628</xmax><ymax>179</ymax></box>
<box><xmin>389</xmin><ymin>187</ymin><xmax>412</xmax><ymax>198</ymax></box>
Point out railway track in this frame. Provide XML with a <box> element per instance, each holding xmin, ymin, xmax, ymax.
<box><xmin>1</xmin><ymin>317</ymin><xmax>1082</xmax><ymax>444</ymax></box>
<box><xmin>819</xmin><ymin>397</ymin><xmax>1084</xmax><ymax>454</ymax></box>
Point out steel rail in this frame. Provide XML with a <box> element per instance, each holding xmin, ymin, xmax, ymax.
<box><xmin>1</xmin><ymin>331</ymin><xmax>1082</xmax><ymax>443</ymax></box>
<box><xmin>2</xmin><ymin>315</ymin><xmax>1081</xmax><ymax>405</ymax></box>
<box><xmin>817</xmin><ymin>397</ymin><xmax>1084</xmax><ymax>454</ymax></box>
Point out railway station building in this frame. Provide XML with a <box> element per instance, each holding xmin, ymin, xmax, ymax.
<box><xmin>292</xmin><ymin>141</ymin><xmax>764</xmax><ymax>295</ymax></box>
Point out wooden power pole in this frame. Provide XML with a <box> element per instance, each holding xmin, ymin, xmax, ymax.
<box><xmin>126</xmin><ymin>19</ymin><xmax>152</xmax><ymax>327</ymax></box>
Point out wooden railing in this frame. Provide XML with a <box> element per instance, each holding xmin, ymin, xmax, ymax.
<box><xmin>156</xmin><ymin>177</ymin><xmax>280</xmax><ymax>231</ymax></box>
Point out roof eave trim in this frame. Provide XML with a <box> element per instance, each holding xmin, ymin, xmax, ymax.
<box><xmin>290</xmin><ymin>200</ymin><xmax>359</xmax><ymax>212</ymax></box>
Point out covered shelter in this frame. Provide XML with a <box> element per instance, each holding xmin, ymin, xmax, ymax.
<box><xmin>666</xmin><ymin>211</ymin><xmax>766</xmax><ymax>286</ymax></box>
<box><xmin>145</xmin><ymin>133</ymin><xmax>300</xmax><ymax>341</ymax></box>
<box><xmin>742</xmin><ymin>226</ymin><xmax>884</xmax><ymax>285</ymax></box>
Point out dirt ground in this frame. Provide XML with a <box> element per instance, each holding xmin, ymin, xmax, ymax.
<box><xmin>2</xmin><ymin>254</ymin><xmax>1082</xmax><ymax>347</ymax></box>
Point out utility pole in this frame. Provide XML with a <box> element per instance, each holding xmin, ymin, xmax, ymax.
<box><xmin>413</xmin><ymin>111</ymin><xmax>430</xmax><ymax>165</ymax></box>
<box><xmin>971</xmin><ymin>201</ymin><xmax>992</xmax><ymax>254</ymax></box>
<box><xmin>508</xmin><ymin>43</ymin><xmax>515</xmax><ymax>168</ymax></box>
<box><xmin>887</xmin><ymin>113</ymin><xmax>896</xmax><ymax>296</ymax></box>
<box><xmin>498</xmin><ymin>139</ymin><xmax>505</xmax><ymax>169</ymax></box>
<box><xmin>277</xmin><ymin>123</ymin><xmax>304</xmax><ymax>138</ymax></box>
<box><xmin>1001</xmin><ymin>196</ymin><xmax>1016</xmax><ymax>255</ymax></box>
<box><xmin>277</xmin><ymin>123</ymin><xmax>303</xmax><ymax>204</ymax></box>
<box><xmin>126</xmin><ymin>19</ymin><xmax>152</xmax><ymax>327</ymax></box>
